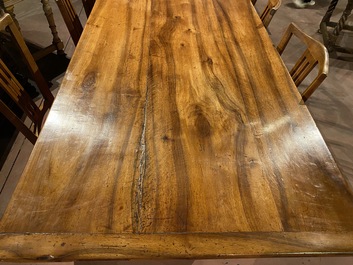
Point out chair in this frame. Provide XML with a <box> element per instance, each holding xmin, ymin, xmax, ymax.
<box><xmin>277</xmin><ymin>22</ymin><xmax>329</xmax><ymax>102</ymax></box>
<box><xmin>0</xmin><ymin>10</ymin><xmax>54</xmax><ymax>144</ymax></box>
<box><xmin>55</xmin><ymin>0</ymin><xmax>83</xmax><ymax>46</ymax></box>
<box><xmin>82</xmin><ymin>0</ymin><xmax>95</xmax><ymax>17</ymax></box>
<box><xmin>252</xmin><ymin>0</ymin><xmax>281</xmax><ymax>29</ymax></box>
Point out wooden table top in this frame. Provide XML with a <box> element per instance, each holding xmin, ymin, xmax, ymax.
<box><xmin>1</xmin><ymin>0</ymin><xmax>353</xmax><ymax>261</ymax></box>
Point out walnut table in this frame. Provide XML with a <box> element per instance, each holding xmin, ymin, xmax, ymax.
<box><xmin>0</xmin><ymin>0</ymin><xmax>353</xmax><ymax>261</ymax></box>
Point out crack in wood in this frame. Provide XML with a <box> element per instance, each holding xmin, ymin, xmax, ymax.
<box><xmin>133</xmin><ymin>84</ymin><xmax>149</xmax><ymax>232</ymax></box>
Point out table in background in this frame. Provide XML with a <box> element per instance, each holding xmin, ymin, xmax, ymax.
<box><xmin>0</xmin><ymin>0</ymin><xmax>353</xmax><ymax>261</ymax></box>
<box><xmin>2</xmin><ymin>0</ymin><xmax>64</xmax><ymax>59</ymax></box>
<box><xmin>320</xmin><ymin>0</ymin><xmax>353</xmax><ymax>54</ymax></box>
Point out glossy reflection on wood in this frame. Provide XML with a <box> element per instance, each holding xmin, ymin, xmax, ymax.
<box><xmin>0</xmin><ymin>0</ymin><xmax>353</xmax><ymax>261</ymax></box>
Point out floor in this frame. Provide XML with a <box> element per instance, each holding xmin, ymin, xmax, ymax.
<box><xmin>0</xmin><ymin>0</ymin><xmax>353</xmax><ymax>264</ymax></box>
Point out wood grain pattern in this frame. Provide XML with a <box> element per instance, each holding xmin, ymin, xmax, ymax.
<box><xmin>1</xmin><ymin>233</ymin><xmax>353</xmax><ymax>261</ymax></box>
<box><xmin>0</xmin><ymin>0</ymin><xmax>353</xmax><ymax>261</ymax></box>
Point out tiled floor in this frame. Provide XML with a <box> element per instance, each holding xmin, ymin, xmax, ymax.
<box><xmin>0</xmin><ymin>0</ymin><xmax>353</xmax><ymax>264</ymax></box>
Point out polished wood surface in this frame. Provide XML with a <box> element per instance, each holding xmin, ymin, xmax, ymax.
<box><xmin>1</xmin><ymin>0</ymin><xmax>353</xmax><ymax>261</ymax></box>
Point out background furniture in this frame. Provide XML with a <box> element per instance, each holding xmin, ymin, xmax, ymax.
<box><xmin>277</xmin><ymin>22</ymin><xmax>329</xmax><ymax>102</ymax></box>
<box><xmin>0</xmin><ymin>0</ymin><xmax>22</xmax><ymax>27</ymax></box>
<box><xmin>0</xmin><ymin>11</ymin><xmax>53</xmax><ymax>144</ymax></box>
<box><xmin>55</xmin><ymin>0</ymin><xmax>83</xmax><ymax>46</ymax></box>
<box><xmin>82</xmin><ymin>0</ymin><xmax>95</xmax><ymax>17</ymax></box>
<box><xmin>320</xmin><ymin>0</ymin><xmax>353</xmax><ymax>54</ymax></box>
<box><xmin>1</xmin><ymin>0</ymin><xmax>64</xmax><ymax>59</ymax></box>
<box><xmin>251</xmin><ymin>0</ymin><xmax>281</xmax><ymax>28</ymax></box>
<box><xmin>2</xmin><ymin>0</ymin><xmax>95</xmax><ymax>50</ymax></box>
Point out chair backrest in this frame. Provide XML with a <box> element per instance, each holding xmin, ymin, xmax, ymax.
<box><xmin>252</xmin><ymin>0</ymin><xmax>281</xmax><ymax>29</ymax></box>
<box><xmin>82</xmin><ymin>0</ymin><xmax>95</xmax><ymax>17</ymax></box>
<box><xmin>277</xmin><ymin>22</ymin><xmax>329</xmax><ymax>102</ymax></box>
<box><xmin>0</xmin><ymin>10</ymin><xmax>53</xmax><ymax>144</ymax></box>
<box><xmin>55</xmin><ymin>0</ymin><xmax>83</xmax><ymax>46</ymax></box>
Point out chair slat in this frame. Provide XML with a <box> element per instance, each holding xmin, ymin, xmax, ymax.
<box><xmin>276</xmin><ymin>23</ymin><xmax>329</xmax><ymax>102</ymax></box>
<box><xmin>55</xmin><ymin>0</ymin><xmax>83</xmax><ymax>46</ymax></box>
<box><xmin>0</xmin><ymin>11</ymin><xmax>53</xmax><ymax>143</ymax></box>
<box><xmin>82</xmin><ymin>0</ymin><xmax>95</xmax><ymax>17</ymax></box>
<box><xmin>252</xmin><ymin>0</ymin><xmax>281</xmax><ymax>28</ymax></box>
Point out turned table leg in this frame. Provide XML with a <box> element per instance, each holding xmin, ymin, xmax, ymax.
<box><xmin>40</xmin><ymin>0</ymin><xmax>64</xmax><ymax>55</ymax></box>
<box><xmin>333</xmin><ymin>0</ymin><xmax>353</xmax><ymax>36</ymax></box>
<box><xmin>320</xmin><ymin>0</ymin><xmax>353</xmax><ymax>53</ymax></box>
<box><xmin>320</xmin><ymin>0</ymin><xmax>340</xmax><ymax>51</ymax></box>
<box><xmin>321</xmin><ymin>0</ymin><xmax>339</xmax><ymax>25</ymax></box>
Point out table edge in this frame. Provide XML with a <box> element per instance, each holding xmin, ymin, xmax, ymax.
<box><xmin>1</xmin><ymin>232</ymin><xmax>353</xmax><ymax>261</ymax></box>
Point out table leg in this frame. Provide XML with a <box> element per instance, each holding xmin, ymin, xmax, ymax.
<box><xmin>332</xmin><ymin>0</ymin><xmax>353</xmax><ymax>36</ymax></box>
<box><xmin>320</xmin><ymin>0</ymin><xmax>353</xmax><ymax>53</ymax></box>
<box><xmin>321</xmin><ymin>0</ymin><xmax>339</xmax><ymax>25</ymax></box>
<box><xmin>40</xmin><ymin>0</ymin><xmax>64</xmax><ymax>55</ymax></box>
<box><xmin>319</xmin><ymin>0</ymin><xmax>339</xmax><ymax>52</ymax></box>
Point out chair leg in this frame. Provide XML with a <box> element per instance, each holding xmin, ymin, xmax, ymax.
<box><xmin>0</xmin><ymin>100</ymin><xmax>37</xmax><ymax>144</ymax></box>
<box><xmin>7</xmin><ymin>21</ymin><xmax>54</xmax><ymax>106</ymax></box>
<box><xmin>0</xmin><ymin>12</ymin><xmax>53</xmax><ymax>144</ymax></box>
<box><xmin>82</xmin><ymin>0</ymin><xmax>95</xmax><ymax>17</ymax></box>
<box><xmin>55</xmin><ymin>0</ymin><xmax>83</xmax><ymax>46</ymax></box>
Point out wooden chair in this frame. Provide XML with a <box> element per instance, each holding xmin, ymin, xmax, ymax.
<box><xmin>55</xmin><ymin>0</ymin><xmax>83</xmax><ymax>46</ymax></box>
<box><xmin>0</xmin><ymin>10</ymin><xmax>54</xmax><ymax>144</ymax></box>
<box><xmin>252</xmin><ymin>0</ymin><xmax>281</xmax><ymax>29</ymax></box>
<box><xmin>82</xmin><ymin>0</ymin><xmax>95</xmax><ymax>17</ymax></box>
<box><xmin>277</xmin><ymin>23</ymin><xmax>329</xmax><ymax>102</ymax></box>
